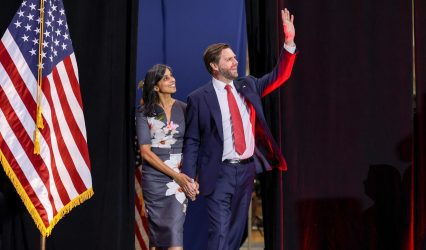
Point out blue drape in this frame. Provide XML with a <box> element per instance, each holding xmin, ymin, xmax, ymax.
<box><xmin>136</xmin><ymin>1</ymin><xmax>247</xmax><ymax>249</ymax></box>
<box><xmin>136</xmin><ymin>0</ymin><xmax>247</xmax><ymax>102</ymax></box>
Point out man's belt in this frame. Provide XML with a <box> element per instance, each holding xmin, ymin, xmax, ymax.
<box><xmin>222</xmin><ymin>157</ymin><xmax>254</xmax><ymax>165</ymax></box>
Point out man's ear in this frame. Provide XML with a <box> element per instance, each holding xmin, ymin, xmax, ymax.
<box><xmin>210</xmin><ymin>62</ymin><xmax>219</xmax><ymax>72</ymax></box>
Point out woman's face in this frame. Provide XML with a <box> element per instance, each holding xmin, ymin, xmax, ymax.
<box><xmin>155</xmin><ymin>68</ymin><xmax>176</xmax><ymax>94</ymax></box>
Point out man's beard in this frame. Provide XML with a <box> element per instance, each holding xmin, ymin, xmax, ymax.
<box><xmin>218</xmin><ymin>66</ymin><xmax>238</xmax><ymax>81</ymax></box>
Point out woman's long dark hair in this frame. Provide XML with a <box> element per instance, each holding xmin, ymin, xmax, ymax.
<box><xmin>141</xmin><ymin>64</ymin><xmax>171</xmax><ymax>116</ymax></box>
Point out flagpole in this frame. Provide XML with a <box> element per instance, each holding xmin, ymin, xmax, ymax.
<box><xmin>37</xmin><ymin>0</ymin><xmax>46</xmax><ymax>246</ymax></box>
<box><xmin>40</xmin><ymin>235</ymin><xmax>46</xmax><ymax>250</ymax></box>
<box><xmin>34</xmin><ymin>0</ymin><xmax>46</xmax><ymax>155</ymax></box>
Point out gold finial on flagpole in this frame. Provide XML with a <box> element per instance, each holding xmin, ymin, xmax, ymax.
<box><xmin>33</xmin><ymin>0</ymin><xmax>46</xmax><ymax>155</ymax></box>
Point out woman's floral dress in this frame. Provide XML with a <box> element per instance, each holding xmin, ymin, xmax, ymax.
<box><xmin>135</xmin><ymin>100</ymin><xmax>187</xmax><ymax>248</ymax></box>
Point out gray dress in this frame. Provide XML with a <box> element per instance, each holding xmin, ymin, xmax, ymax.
<box><xmin>135</xmin><ymin>100</ymin><xmax>187</xmax><ymax>248</ymax></box>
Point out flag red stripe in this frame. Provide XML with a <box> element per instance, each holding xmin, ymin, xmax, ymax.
<box><xmin>44</xmin><ymin>131</ymin><xmax>72</xmax><ymax>206</ymax></box>
<box><xmin>135</xmin><ymin>221</ymin><xmax>148</xmax><ymax>250</ymax></box>
<box><xmin>63</xmin><ymin>56</ymin><xmax>83</xmax><ymax>109</ymax></box>
<box><xmin>135</xmin><ymin>167</ymin><xmax>149</xmax><ymax>247</ymax></box>
<box><xmin>0</xmin><ymin>43</ymin><xmax>37</xmax><ymax>116</ymax></box>
<box><xmin>0</xmin><ymin>87</ymin><xmax>57</xmax><ymax>217</ymax></box>
<box><xmin>0</xmin><ymin>123</ymin><xmax>50</xmax><ymax>227</ymax></box>
<box><xmin>135</xmin><ymin>167</ymin><xmax>142</xmax><ymax>182</ymax></box>
<box><xmin>134</xmin><ymin>194</ymin><xmax>144</xmax><ymax>218</ymax></box>
<box><xmin>135</xmin><ymin>193</ymin><xmax>149</xmax><ymax>249</ymax></box>
<box><xmin>134</xmin><ymin>223</ymin><xmax>143</xmax><ymax>249</ymax></box>
<box><xmin>134</xmin><ymin>192</ymin><xmax>150</xmax><ymax>234</ymax></box>
<box><xmin>42</xmin><ymin>77</ymin><xmax>87</xmax><ymax>194</ymax></box>
<box><xmin>141</xmin><ymin>211</ymin><xmax>149</xmax><ymax>237</ymax></box>
<box><xmin>0</xmin><ymin>42</ymin><xmax>71</xmax><ymax>207</ymax></box>
<box><xmin>51</xmin><ymin>67</ymin><xmax>90</xmax><ymax>168</ymax></box>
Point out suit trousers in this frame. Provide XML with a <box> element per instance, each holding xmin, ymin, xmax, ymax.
<box><xmin>205</xmin><ymin>160</ymin><xmax>256</xmax><ymax>250</ymax></box>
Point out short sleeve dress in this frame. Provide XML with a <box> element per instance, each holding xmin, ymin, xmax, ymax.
<box><xmin>135</xmin><ymin>100</ymin><xmax>187</xmax><ymax>248</ymax></box>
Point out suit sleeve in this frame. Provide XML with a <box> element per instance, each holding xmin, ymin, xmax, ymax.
<box><xmin>255</xmin><ymin>49</ymin><xmax>297</xmax><ymax>97</ymax></box>
<box><xmin>182</xmin><ymin>95</ymin><xmax>200</xmax><ymax>179</ymax></box>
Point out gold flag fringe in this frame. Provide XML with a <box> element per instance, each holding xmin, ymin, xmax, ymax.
<box><xmin>0</xmin><ymin>149</ymin><xmax>94</xmax><ymax>237</ymax></box>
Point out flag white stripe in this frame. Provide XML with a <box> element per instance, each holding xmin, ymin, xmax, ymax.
<box><xmin>0</xmin><ymin>108</ymin><xmax>54</xmax><ymax>221</ymax></box>
<box><xmin>36</xmin><ymin>92</ymin><xmax>79</xmax><ymax>204</ymax></box>
<box><xmin>0</xmin><ymin>62</ymin><xmax>42</xmax><ymax>155</ymax></box>
<box><xmin>70</xmin><ymin>53</ymin><xmax>79</xmax><ymax>82</ymax></box>
<box><xmin>135</xmin><ymin>181</ymin><xmax>143</xmax><ymax>200</ymax></box>
<box><xmin>0</xmin><ymin>63</ymin><xmax>64</xmax><ymax>210</ymax></box>
<box><xmin>46</xmin><ymin>73</ymin><xmax>91</xmax><ymax>188</ymax></box>
<box><xmin>2</xmin><ymin>30</ymin><xmax>37</xmax><ymax>100</ymax></box>
<box><xmin>135</xmin><ymin>206</ymin><xmax>149</xmax><ymax>247</ymax></box>
<box><xmin>135</xmin><ymin>203</ymin><xmax>149</xmax><ymax>248</ymax></box>
<box><xmin>135</xmin><ymin>238</ymin><xmax>142</xmax><ymax>250</ymax></box>
<box><xmin>135</xmin><ymin>167</ymin><xmax>149</xmax><ymax>248</ymax></box>
<box><xmin>134</xmin><ymin>219</ymin><xmax>143</xmax><ymax>250</ymax></box>
<box><xmin>56</xmin><ymin>61</ymin><xmax>87</xmax><ymax>139</ymax></box>
<box><xmin>135</xmin><ymin>199</ymin><xmax>148</xmax><ymax>238</ymax></box>
<box><xmin>42</xmin><ymin>93</ymin><xmax>80</xmax><ymax>200</ymax></box>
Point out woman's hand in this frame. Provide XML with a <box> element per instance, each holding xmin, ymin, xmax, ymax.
<box><xmin>174</xmin><ymin>173</ymin><xmax>198</xmax><ymax>199</ymax></box>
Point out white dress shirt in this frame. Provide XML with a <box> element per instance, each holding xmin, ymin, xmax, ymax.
<box><xmin>212</xmin><ymin>79</ymin><xmax>255</xmax><ymax>160</ymax></box>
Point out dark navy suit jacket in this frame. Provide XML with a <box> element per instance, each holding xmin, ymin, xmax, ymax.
<box><xmin>182</xmin><ymin>49</ymin><xmax>297</xmax><ymax>195</ymax></box>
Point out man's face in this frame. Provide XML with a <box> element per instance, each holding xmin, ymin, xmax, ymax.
<box><xmin>214</xmin><ymin>48</ymin><xmax>239</xmax><ymax>81</ymax></box>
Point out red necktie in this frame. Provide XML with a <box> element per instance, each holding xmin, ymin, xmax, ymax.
<box><xmin>225</xmin><ymin>85</ymin><xmax>246</xmax><ymax>155</ymax></box>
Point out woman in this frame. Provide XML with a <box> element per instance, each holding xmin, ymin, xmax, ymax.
<box><xmin>136</xmin><ymin>64</ymin><xmax>195</xmax><ymax>250</ymax></box>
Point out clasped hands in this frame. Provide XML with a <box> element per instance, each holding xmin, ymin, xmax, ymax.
<box><xmin>174</xmin><ymin>173</ymin><xmax>199</xmax><ymax>201</ymax></box>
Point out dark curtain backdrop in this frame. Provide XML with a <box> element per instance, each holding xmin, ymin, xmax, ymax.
<box><xmin>414</xmin><ymin>0</ymin><xmax>426</xmax><ymax>249</ymax></box>
<box><xmin>0</xmin><ymin>0</ymin><xmax>138</xmax><ymax>250</ymax></box>
<box><xmin>246</xmin><ymin>0</ymin><xmax>413</xmax><ymax>250</ymax></box>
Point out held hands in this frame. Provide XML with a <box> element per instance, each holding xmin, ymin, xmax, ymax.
<box><xmin>174</xmin><ymin>173</ymin><xmax>199</xmax><ymax>201</ymax></box>
<box><xmin>187</xmin><ymin>181</ymin><xmax>199</xmax><ymax>201</ymax></box>
<box><xmin>282</xmin><ymin>8</ymin><xmax>295</xmax><ymax>47</ymax></box>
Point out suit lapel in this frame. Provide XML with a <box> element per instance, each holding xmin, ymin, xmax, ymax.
<box><xmin>235</xmin><ymin>80</ymin><xmax>259</xmax><ymax>113</ymax></box>
<box><xmin>235</xmin><ymin>80</ymin><xmax>269</xmax><ymax>129</ymax></box>
<box><xmin>204</xmin><ymin>83</ymin><xmax>224</xmax><ymax>141</ymax></box>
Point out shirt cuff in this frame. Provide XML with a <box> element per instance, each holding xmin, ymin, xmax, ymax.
<box><xmin>283</xmin><ymin>43</ymin><xmax>296</xmax><ymax>54</ymax></box>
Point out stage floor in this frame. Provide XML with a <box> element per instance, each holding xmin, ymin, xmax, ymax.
<box><xmin>240</xmin><ymin>229</ymin><xmax>264</xmax><ymax>249</ymax></box>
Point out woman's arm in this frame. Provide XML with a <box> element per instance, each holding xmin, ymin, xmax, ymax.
<box><xmin>139</xmin><ymin>144</ymin><xmax>197</xmax><ymax>197</ymax></box>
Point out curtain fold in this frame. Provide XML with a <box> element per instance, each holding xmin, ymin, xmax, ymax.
<box><xmin>245</xmin><ymin>0</ymin><xmax>413</xmax><ymax>249</ymax></box>
<box><xmin>414</xmin><ymin>0</ymin><xmax>426</xmax><ymax>248</ymax></box>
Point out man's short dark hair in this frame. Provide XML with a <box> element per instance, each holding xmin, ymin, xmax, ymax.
<box><xmin>203</xmin><ymin>43</ymin><xmax>231</xmax><ymax>75</ymax></box>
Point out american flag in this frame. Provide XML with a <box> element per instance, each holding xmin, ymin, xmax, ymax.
<box><xmin>134</xmin><ymin>135</ymin><xmax>150</xmax><ymax>250</ymax></box>
<box><xmin>0</xmin><ymin>0</ymin><xmax>93</xmax><ymax>236</ymax></box>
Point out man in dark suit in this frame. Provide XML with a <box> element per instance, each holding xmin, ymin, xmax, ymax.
<box><xmin>181</xmin><ymin>8</ymin><xmax>297</xmax><ymax>250</ymax></box>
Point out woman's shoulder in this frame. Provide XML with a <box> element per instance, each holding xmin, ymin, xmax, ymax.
<box><xmin>174</xmin><ymin>99</ymin><xmax>187</xmax><ymax>109</ymax></box>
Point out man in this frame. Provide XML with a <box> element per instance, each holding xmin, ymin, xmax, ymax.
<box><xmin>182</xmin><ymin>8</ymin><xmax>297</xmax><ymax>250</ymax></box>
